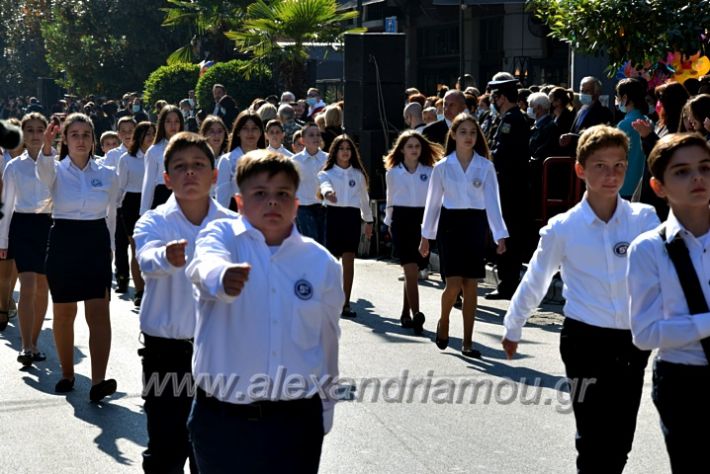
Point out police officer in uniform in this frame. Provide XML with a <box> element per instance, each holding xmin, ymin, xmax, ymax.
<box><xmin>485</xmin><ymin>78</ymin><xmax>531</xmax><ymax>300</ymax></box>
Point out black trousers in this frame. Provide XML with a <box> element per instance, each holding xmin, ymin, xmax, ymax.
<box><xmin>139</xmin><ymin>334</ymin><xmax>197</xmax><ymax>474</ymax></box>
<box><xmin>115</xmin><ymin>208</ymin><xmax>130</xmax><ymax>281</ymax></box>
<box><xmin>559</xmin><ymin>317</ymin><xmax>650</xmax><ymax>474</ymax></box>
<box><xmin>496</xmin><ymin>183</ymin><xmax>528</xmax><ymax>296</ymax></box>
<box><xmin>652</xmin><ymin>359</ymin><xmax>710</xmax><ymax>474</ymax></box>
<box><xmin>188</xmin><ymin>389</ymin><xmax>324</xmax><ymax>474</ymax></box>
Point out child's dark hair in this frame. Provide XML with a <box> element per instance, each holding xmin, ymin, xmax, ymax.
<box><xmin>444</xmin><ymin>113</ymin><xmax>491</xmax><ymax>158</ymax></box>
<box><xmin>154</xmin><ymin>105</ymin><xmax>185</xmax><ymax>145</ymax></box>
<box><xmin>21</xmin><ymin>112</ymin><xmax>48</xmax><ymax>130</ymax></box>
<box><xmin>236</xmin><ymin>149</ymin><xmax>300</xmax><ymax>190</ymax></box>
<box><xmin>616</xmin><ymin>78</ymin><xmax>647</xmax><ymax>114</ymax></box>
<box><xmin>384</xmin><ymin>130</ymin><xmax>443</xmax><ymax>170</ymax></box>
<box><xmin>116</xmin><ymin>116</ymin><xmax>137</xmax><ymax>130</ymax></box>
<box><xmin>59</xmin><ymin>113</ymin><xmax>95</xmax><ymax>160</ymax></box>
<box><xmin>198</xmin><ymin>115</ymin><xmax>229</xmax><ymax>155</ymax></box>
<box><xmin>163</xmin><ymin>131</ymin><xmax>216</xmax><ymax>170</ymax></box>
<box><xmin>228</xmin><ymin>111</ymin><xmax>266</xmax><ymax>152</ymax></box>
<box><xmin>647</xmin><ymin>133</ymin><xmax>710</xmax><ymax>183</ymax></box>
<box><xmin>323</xmin><ymin>134</ymin><xmax>369</xmax><ymax>188</ymax></box>
<box><xmin>576</xmin><ymin>125</ymin><xmax>629</xmax><ymax>166</ymax></box>
<box><xmin>265</xmin><ymin>119</ymin><xmax>284</xmax><ymax>132</ymax></box>
<box><xmin>128</xmin><ymin>121</ymin><xmax>155</xmax><ymax>156</ymax></box>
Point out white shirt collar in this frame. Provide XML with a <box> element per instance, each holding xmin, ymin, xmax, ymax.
<box><xmin>235</xmin><ymin>216</ymin><xmax>303</xmax><ymax>247</ymax></box>
<box><xmin>579</xmin><ymin>193</ymin><xmax>627</xmax><ymax>225</ymax></box>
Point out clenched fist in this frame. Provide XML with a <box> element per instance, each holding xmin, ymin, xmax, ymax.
<box><xmin>166</xmin><ymin>239</ymin><xmax>188</xmax><ymax>267</ymax></box>
<box><xmin>223</xmin><ymin>263</ymin><xmax>251</xmax><ymax>297</ymax></box>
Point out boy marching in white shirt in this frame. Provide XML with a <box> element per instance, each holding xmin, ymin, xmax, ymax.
<box><xmin>134</xmin><ymin>132</ymin><xmax>236</xmax><ymax>473</ymax></box>
<box><xmin>265</xmin><ymin>119</ymin><xmax>294</xmax><ymax>158</ymax></box>
<box><xmin>628</xmin><ymin>133</ymin><xmax>710</xmax><ymax>473</ymax></box>
<box><xmin>502</xmin><ymin>125</ymin><xmax>659</xmax><ymax>473</ymax></box>
<box><xmin>186</xmin><ymin>150</ymin><xmax>343</xmax><ymax>473</ymax></box>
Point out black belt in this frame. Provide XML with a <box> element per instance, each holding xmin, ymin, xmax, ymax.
<box><xmin>196</xmin><ymin>387</ymin><xmax>320</xmax><ymax>420</ymax></box>
<box><xmin>656</xmin><ymin>359</ymin><xmax>710</xmax><ymax>375</ymax></box>
<box><xmin>300</xmin><ymin>203</ymin><xmax>323</xmax><ymax>209</ymax></box>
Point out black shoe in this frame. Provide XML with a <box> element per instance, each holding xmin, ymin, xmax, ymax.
<box><xmin>116</xmin><ymin>276</ymin><xmax>129</xmax><ymax>294</ymax></box>
<box><xmin>17</xmin><ymin>350</ymin><xmax>34</xmax><ymax>367</ymax></box>
<box><xmin>133</xmin><ymin>290</ymin><xmax>143</xmax><ymax>307</ymax></box>
<box><xmin>412</xmin><ymin>312</ymin><xmax>425</xmax><ymax>335</ymax></box>
<box><xmin>453</xmin><ymin>296</ymin><xmax>463</xmax><ymax>310</ymax></box>
<box><xmin>55</xmin><ymin>377</ymin><xmax>75</xmax><ymax>393</ymax></box>
<box><xmin>461</xmin><ymin>348</ymin><xmax>482</xmax><ymax>358</ymax></box>
<box><xmin>400</xmin><ymin>314</ymin><xmax>413</xmax><ymax>328</ymax></box>
<box><xmin>0</xmin><ymin>310</ymin><xmax>8</xmax><ymax>331</ymax></box>
<box><xmin>435</xmin><ymin>320</ymin><xmax>449</xmax><ymax>350</ymax></box>
<box><xmin>90</xmin><ymin>379</ymin><xmax>117</xmax><ymax>402</ymax></box>
<box><xmin>32</xmin><ymin>351</ymin><xmax>47</xmax><ymax>362</ymax></box>
<box><xmin>484</xmin><ymin>290</ymin><xmax>512</xmax><ymax>301</ymax></box>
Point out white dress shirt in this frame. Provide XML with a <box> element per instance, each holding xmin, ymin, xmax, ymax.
<box><xmin>98</xmin><ymin>144</ymin><xmax>126</xmax><ymax>170</ymax></box>
<box><xmin>215</xmin><ymin>147</ymin><xmax>245</xmax><ymax>207</ymax></box>
<box><xmin>628</xmin><ymin>211</ymin><xmax>710</xmax><ymax>366</ymax></box>
<box><xmin>384</xmin><ymin>162</ymin><xmax>433</xmax><ymax>226</ymax></box>
<box><xmin>267</xmin><ymin>145</ymin><xmax>293</xmax><ymax>158</ymax></box>
<box><xmin>186</xmin><ymin>216</ymin><xmax>344</xmax><ymax>433</ymax></box>
<box><xmin>318</xmin><ymin>166</ymin><xmax>374</xmax><ymax>222</ymax></box>
<box><xmin>1</xmin><ymin>151</ymin><xmax>13</xmax><ymax>176</ymax></box>
<box><xmin>0</xmin><ymin>151</ymin><xmax>53</xmax><ymax>248</ymax></box>
<box><xmin>503</xmin><ymin>195</ymin><xmax>659</xmax><ymax>342</ymax></box>
<box><xmin>421</xmin><ymin>152</ymin><xmax>508</xmax><ymax>242</ymax></box>
<box><xmin>134</xmin><ymin>194</ymin><xmax>236</xmax><ymax>340</ymax></box>
<box><xmin>36</xmin><ymin>153</ymin><xmax>119</xmax><ymax>251</ymax></box>
<box><xmin>140</xmin><ymin>140</ymin><xmax>168</xmax><ymax>215</ymax></box>
<box><xmin>117</xmin><ymin>150</ymin><xmax>145</xmax><ymax>205</ymax></box>
<box><xmin>291</xmin><ymin>149</ymin><xmax>327</xmax><ymax>205</ymax></box>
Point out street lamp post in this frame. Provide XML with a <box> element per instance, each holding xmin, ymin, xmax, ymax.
<box><xmin>459</xmin><ymin>0</ymin><xmax>465</xmax><ymax>82</ymax></box>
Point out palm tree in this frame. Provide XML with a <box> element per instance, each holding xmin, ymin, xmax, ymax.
<box><xmin>161</xmin><ymin>0</ymin><xmax>250</xmax><ymax>65</ymax></box>
<box><xmin>225</xmin><ymin>0</ymin><xmax>364</xmax><ymax>95</ymax></box>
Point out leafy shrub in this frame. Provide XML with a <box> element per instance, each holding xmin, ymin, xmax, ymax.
<box><xmin>195</xmin><ymin>60</ymin><xmax>274</xmax><ymax>113</ymax></box>
<box><xmin>143</xmin><ymin>63</ymin><xmax>200</xmax><ymax>107</ymax></box>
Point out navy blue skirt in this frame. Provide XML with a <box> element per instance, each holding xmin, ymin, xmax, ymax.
<box><xmin>436</xmin><ymin>207</ymin><xmax>486</xmax><ymax>279</ymax></box>
<box><xmin>46</xmin><ymin>219</ymin><xmax>112</xmax><ymax>303</ymax></box>
<box><xmin>324</xmin><ymin>206</ymin><xmax>361</xmax><ymax>257</ymax></box>
<box><xmin>120</xmin><ymin>191</ymin><xmax>141</xmax><ymax>237</ymax></box>
<box><xmin>390</xmin><ymin>206</ymin><xmax>428</xmax><ymax>268</ymax></box>
<box><xmin>8</xmin><ymin>212</ymin><xmax>52</xmax><ymax>274</ymax></box>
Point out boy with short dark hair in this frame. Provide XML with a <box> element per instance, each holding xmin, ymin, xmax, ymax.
<box><xmin>628</xmin><ymin>133</ymin><xmax>710</xmax><ymax>473</ymax></box>
<box><xmin>265</xmin><ymin>119</ymin><xmax>293</xmax><ymax>158</ymax></box>
<box><xmin>134</xmin><ymin>131</ymin><xmax>236</xmax><ymax>473</ymax></box>
<box><xmin>99</xmin><ymin>131</ymin><xmax>120</xmax><ymax>157</ymax></box>
<box><xmin>186</xmin><ymin>149</ymin><xmax>344</xmax><ymax>473</ymax></box>
<box><xmin>502</xmin><ymin>125</ymin><xmax>660</xmax><ymax>473</ymax></box>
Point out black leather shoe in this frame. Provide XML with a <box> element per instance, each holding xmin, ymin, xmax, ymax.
<box><xmin>90</xmin><ymin>379</ymin><xmax>117</xmax><ymax>402</ymax></box>
<box><xmin>461</xmin><ymin>348</ymin><xmax>482</xmax><ymax>358</ymax></box>
<box><xmin>484</xmin><ymin>290</ymin><xmax>512</xmax><ymax>300</ymax></box>
<box><xmin>400</xmin><ymin>314</ymin><xmax>413</xmax><ymax>328</ymax></box>
<box><xmin>412</xmin><ymin>312</ymin><xmax>425</xmax><ymax>335</ymax></box>
<box><xmin>133</xmin><ymin>290</ymin><xmax>144</xmax><ymax>307</ymax></box>
<box><xmin>116</xmin><ymin>276</ymin><xmax>129</xmax><ymax>294</ymax></box>
<box><xmin>340</xmin><ymin>305</ymin><xmax>357</xmax><ymax>318</ymax></box>
<box><xmin>435</xmin><ymin>320</ymin><xmax>449</xmax><ymax>350</ymax></box>
<box><xmin>453</xmin><ymin>296</ymin><xmax>463</xmax><ymax>310</ymax></box>
<box><xmin>55</xmin><ymin>377</ymin><xmax>75</xmax><ymax>393</ymax></box>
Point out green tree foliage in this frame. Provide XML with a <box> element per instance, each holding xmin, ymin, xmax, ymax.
<box><xmin>195</xmin><ymin>59</ymin><xmax>274</xmax><ymax>112</ymax></box>
<box><xmin>0</xmin><ymin>0</ymin><xmax>52</xmax><ymax>97</ymax></box>
<box><xmin>225</xmin><ymin>0</ymin><xmax>364</xmax><ymax>95</ymax></box>
<box><xmin>161</xmin><ymin>0</ymin><xmax>251</xmax><ymax>65</ymax></box>
<box><xmin>143</xmin><ymin>63</ymin><xmax>200</xmax><ymax>106</ymax></box>
<box><xmin>41</xmin><ymin>0</ymin><xmax>187</xmax><ymax>96</ymax></box>
<box><xmin>528</xmin><ymin>0</ymin><xmax>710</xmax><ymax>74</ymax></box>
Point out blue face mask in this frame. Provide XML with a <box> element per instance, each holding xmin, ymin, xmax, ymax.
<box><xmin>132</xmin><ymin>104</ymin><xmax>140</xmax><ymax>113</ymax></box>
<box><xmin>306</xmin><ymin>97</ymin><xmax>317</xmax><ymax>107</ymax></box>
<box><xmin>580</xmin><ymin>93</ymin><xmax>593</xmax><ymax>106</ymax></box>
<box><xmin>617</xmin><ymin>102</ymin><xmax>627</xmax><ymax>114</ymax></box>
<box><xmin>436</xmin><ymin>113</ymin><xmax>444</xmax><ymax>121</ymax></box>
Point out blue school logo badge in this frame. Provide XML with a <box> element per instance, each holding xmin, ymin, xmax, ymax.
<box><xmin>294</xmin><ymin>279</ymin><xmax>314</xmax><ymax>300</ymax></box>
<box><xmin>613</xmin><ymin>242</ymin><xmax>630</xmax><ymax>257</ymax></box>
<box><xmin>348</xmin><ymin>179</ymin><xmax>356</xmax><ymax>188</ymax></box>
<box><xmin>91</xmin><ymin>179</ymin><xmax>103</xmax><ymax>187</ymax></box>
<box><xmin>472</xmin><ymin>179</ymin><xmax>482</xmax><ymax>188</ymax></box>
<box><xmin>420</xmin><ymin>174</ymin><xmax>428</xmax><ymax>182</ymax></box>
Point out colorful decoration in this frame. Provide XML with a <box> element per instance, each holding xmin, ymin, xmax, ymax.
<box><xmin>199</xmin><ymin>60</ymin><xmax>215</xmax><ymax>77</ymax></box>
<box><xmin>616</xmin><ymin>51</ymin><xmax>710</xmax><ymax>89</ymax></box>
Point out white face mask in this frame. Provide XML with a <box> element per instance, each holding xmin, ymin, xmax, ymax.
<box><xmin>580</xmin><ymin>93</ymin><xmax>593</xmax><ymax>106</ymax></box>
<box><xmin>526</xmin><ymin>107</ymin><xmax>536</xmax><ymax>119</ymax></box>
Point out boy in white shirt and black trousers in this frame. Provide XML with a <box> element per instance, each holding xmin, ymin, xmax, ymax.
<box><xmin>628</xmin><ymin>133</ymin><xmax>710</xmax><ymax>473</ymax></box>
<box><xmin>501</xmin><ymin>125</ymin><xmax>660</xmax><ymax>473</ymax></box>
<box><xmin>134</xmin><ymin>132</ymin><xmax>236</xmax><ymax>473</ymax></box>
<box><xmin>186</xmin><ymin>150</ymin><xmax>344</xmax><ymax>473</ymax></box>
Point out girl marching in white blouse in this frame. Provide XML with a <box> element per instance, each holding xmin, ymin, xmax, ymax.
<box><xmin>384</xmin><ymin>130</ymin><xmax>443</xmax><ymax>334</ymax></box>
<box><xmin>37</xmin><ymin>113</ymin><xmax>119</xmax><ymax>401</ymax></box>
<box><xmin>318</xmin><ymin>135</ymin><xmax>373</xmax><ymax>317</ymax></box>
<box><xmin>419</xmin><ymin>113</ymin><xmax>508</xmax><ymax>358</ymax></box>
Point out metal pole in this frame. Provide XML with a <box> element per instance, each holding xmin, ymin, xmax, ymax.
<box><xmin>459</xmin><ymin>0</ymin><xmax>464</xmax><ymax>82</ymax></box>
<box><xmin>357</xmin><ymin>0</ymin><xmax>363</xmax><ymax>28</ymax></box>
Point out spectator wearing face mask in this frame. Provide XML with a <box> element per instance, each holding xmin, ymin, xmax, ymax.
<box><xmin>559</xmin><ymin>77</ymin><xmax>614</xmax><ymax>155</ymax></box>
<box><xmin>305</xmin><ymin>88</ymin><xmax>326</xmax><ymax>120</ymax></box>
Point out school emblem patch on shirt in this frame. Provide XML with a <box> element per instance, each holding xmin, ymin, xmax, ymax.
<box><xmin>91</xmin><ymin>179</ymin><xmax>103</xmax><ymax>187</ymax></box>
<box><xmin>294</xmin><ymin>279</ymin><xmax>314</xmax><ymax>300</ymax></box>
<box><xmin>420</xmin><ymin>174</ymin><xmax>428</xmax><ymax>182</ymax></box>
<box><xmin>473</xmin><ymin>178</ymin><xmax>482</xmax><ymax>188</ymax></box>
<box><xmin>613</xmin><ymin>242</ymin><xmax>630</xmax><ymax>257</ymax></box>
<box><xmin>348</xmin><ymin>179</ymin><xmax>356</xmax><ymax>188</ymax></box>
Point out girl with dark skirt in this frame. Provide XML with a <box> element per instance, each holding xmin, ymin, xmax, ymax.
<box><xmin>0</xmin><ymin>113</ymin><xmax>52</xmax><ymax>361</ymax></box>
<box><xmin>384</xmin><ymin>130</ymin><xmax>443</xmax><ymax>334</ymax></box>
<box><xmin>318</xmin><ymin>135</ymin><xmax>373</xmax><ymax>317</ymax></box>
<box><xmin>117</xmin><ymin>121</ymin><xmax>154</xmax><ymax>307</ymax></box>
<box><xmin>140</xmin><ymin>105</ymin><xmax>184</xmax><ymax>215</ymax></box>
<box><xmin>215</xmin><ymin>111</ymin><xmax>266</xmax><ymax>210</ymax></box>
<box><xmin>419</xmin><ymin>113</ymin><xmax>508</xmax><ymax>358</ymax></box>
<box><xmin>36</xmin><ymin>113</ymin><xmax>119</xmax><ymax>401</ymax></box>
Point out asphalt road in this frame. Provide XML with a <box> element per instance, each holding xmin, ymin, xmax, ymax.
<box><xmin>0</xmin><ymin>259</ymin><xmax>670</xmax><ymax>473</ymax></box>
